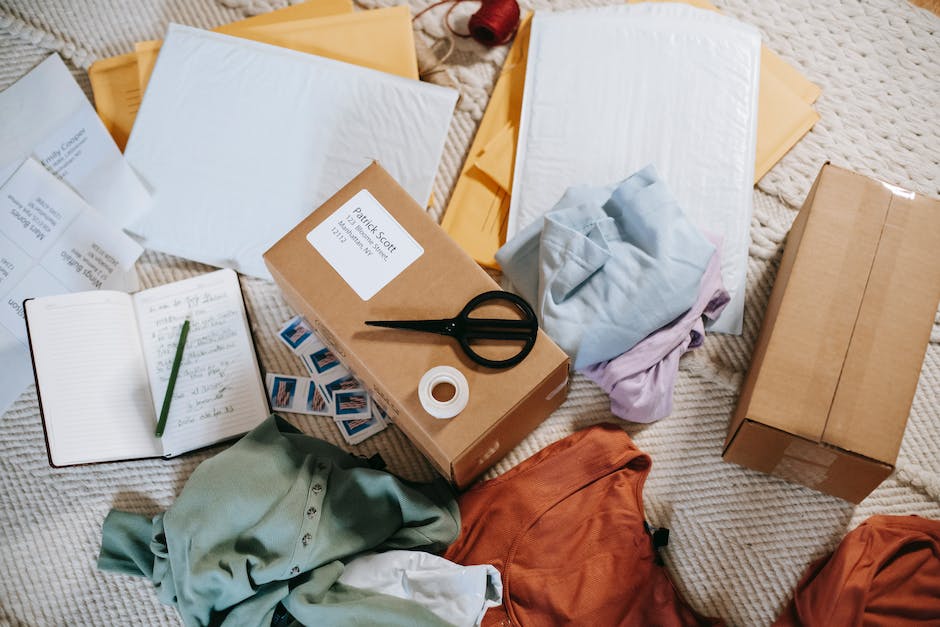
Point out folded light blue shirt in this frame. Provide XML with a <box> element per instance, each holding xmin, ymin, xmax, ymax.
<box><xmin>497</xmin><ymin>165</ymin><xmax>714</xmax><ymax>369</ymax></box>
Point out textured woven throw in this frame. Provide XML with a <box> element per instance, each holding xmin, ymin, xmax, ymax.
<box><xmin>1</xmin><ymin>1</ymin><xmax>938</xmax><ymax>625</ymax></box>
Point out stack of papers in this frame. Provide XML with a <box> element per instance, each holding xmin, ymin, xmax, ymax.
<box><xmin>0</xmin><ymin>55</ymin><xmax>151</xmax><ymax>227</ymax></box>
<box><xmin>0</xmin><ymin>54</ymin><xmax>150</xmax><ymax>414</ymax></box>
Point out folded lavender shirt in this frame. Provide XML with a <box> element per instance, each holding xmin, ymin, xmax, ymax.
<box><xmin>580</xmin><ymin>238</ymin><xmax>729</xmax><ymax>423</ymax></box>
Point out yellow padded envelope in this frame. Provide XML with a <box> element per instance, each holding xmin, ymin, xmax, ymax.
<box><xmin>134</xmin><ymin>40</ymin><xmax>161</xmax><ymax>94</ymax></box>
<box><xmin>440</xmin><ymin>14</ymin><xmax>532</xmax><ymax>269</ymax></box>
<box><xmin>87</xmin><ymin>51</ymin><xmax>141</xmax><ymax>151</ymax></box>
<box><xmin>136</xmin><ymin>7</ymin><xmax>420</xmax><ymax>93</ymax></box>
<box><xmin>442</xmin><ymin>1</ymin><xmax>821</xmax><ymax>269</ymax></box>
<box><xmin>217</xmin><ymin>0</ymin><xmax>353</xmax><ymax>29</ymax></box>
<box><xmin>226</xmin><ymin>9</ymin><xmax>420</xmax><ymax>80</ymax></box>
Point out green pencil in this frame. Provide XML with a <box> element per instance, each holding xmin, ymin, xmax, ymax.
<box><xmin>155</xmin><ymin>319</ymin><xmax>190</xmax><ymax>437</ymax></box>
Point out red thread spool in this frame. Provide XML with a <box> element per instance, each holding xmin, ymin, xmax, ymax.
<box><xmin>468</xmin><ymin>0</ymin><xmax>520</xmax><ymax>46</ymax></box>
<box><xmin>413</xmin><ymin>0</ymin><xmax>521</xmax><ymax>47</ymax></box>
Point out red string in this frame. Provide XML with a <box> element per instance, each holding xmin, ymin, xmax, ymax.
<box><xmin>413</xmin><ymin>0</ymin><xmax>521</xmax><ymax>47</ymax></box>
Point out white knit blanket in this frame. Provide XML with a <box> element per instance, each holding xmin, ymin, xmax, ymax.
<box><xmin>1</xmin><ymin>1</ymin><xmax>938</xmax><ymax>625</ymax></box>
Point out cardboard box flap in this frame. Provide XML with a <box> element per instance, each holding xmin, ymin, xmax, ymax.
<box><xmin>824</xmin><ymin>187</ymin><xmax>940</xmax><ymax>460</ymax></box>
<box><xmin>747</xmin><ymin>165</ymin><xmax>893</xmax><ymax>441</ymax></box>
<box><xmin>725</xmin><ymin>420</ymin><xmax>893</xmax><ymax>503</ymax></box>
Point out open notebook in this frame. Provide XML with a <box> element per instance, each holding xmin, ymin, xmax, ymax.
<box><xmin>24</xmin><ymin>269</ymin><xmax>269</xmax><ymax>466</ymax></box>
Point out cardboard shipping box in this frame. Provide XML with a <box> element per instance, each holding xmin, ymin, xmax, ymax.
<box><xmin>264</xmin><ymin>163</ymin><xmax>569</xmax><ymax>487</ymax></box>
<box><xmin>724</xmin><ymin>164</ymin><xmax>940</xmax><ymax>503</ymax></box>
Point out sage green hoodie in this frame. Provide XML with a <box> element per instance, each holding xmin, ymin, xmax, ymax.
<box><xmin>99</xmin><ymin>415</ymin><xmax>460</xmax><ymax>626</ymax></box>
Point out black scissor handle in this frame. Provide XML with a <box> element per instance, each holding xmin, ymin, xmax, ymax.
<box><xmin>456</xmin><ymin>291</ymin><xmax>538</xmax><ymax>369</ymax></box>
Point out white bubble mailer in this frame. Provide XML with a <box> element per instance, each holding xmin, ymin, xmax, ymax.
<box><xmin>125</xmin><ymin>24</ymin><xmax>457</xmax><ymax>279</ymax></box>
<box><xmin>508</xmin><ymin>4</ymin><xmax>760</xmax><ymax>333</ymax></box>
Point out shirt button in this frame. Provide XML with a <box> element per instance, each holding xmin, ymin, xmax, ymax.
<box><xmin>306</xmin><ymin>506</ymin><xmax>317</xmax><ymax>519</ymax></box>
<box><xmin>290</xmin><ymin>566</ymin><xmax>300</xmax><ymax>576</ymax></box>
<box><xmin>302</xmin><ymin>533</ymin><xmax>312</xmax><ymax>546</ymax></box>
<box><xmin>312</xmin><ymin>483</ymin><xmax>323</xmax><ymax>493</ymax></box>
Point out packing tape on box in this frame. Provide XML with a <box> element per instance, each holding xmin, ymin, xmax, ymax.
<box><xmin>419</xmin><ymin>366</ymin><xmax>469</xmax><ymax>419</ymax></box>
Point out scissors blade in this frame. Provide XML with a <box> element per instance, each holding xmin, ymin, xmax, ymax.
<box><xmin>364</xmin><ymin>319</ymin><xmax>455</xmax><ymax>335</ymax></box>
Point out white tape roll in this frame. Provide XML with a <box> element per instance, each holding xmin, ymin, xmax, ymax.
<box><xmin>418</xmin><ymin>366</ymin><xmax>469</xmax><ymax>419</ymax></box>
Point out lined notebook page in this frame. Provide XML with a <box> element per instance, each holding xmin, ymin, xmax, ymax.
<box><xmin>25</xmin><ymin>291</ymin><xmax>162</xmax><ymax>465</ymax></box>
<box><xmin>133</xmin><ymin>269</ymin><xmax>268</xmax><ymax>456</ymax></box>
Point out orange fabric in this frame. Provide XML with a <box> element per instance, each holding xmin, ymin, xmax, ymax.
<box><xmin>774</xmin><ymin>515</ymin><xmax>940</xmax><ymax>627</ymax></box>
<box><xmin>444</xmin><ymin>423</ymin><xmax>720</xmax><ymax>626</ymax></box>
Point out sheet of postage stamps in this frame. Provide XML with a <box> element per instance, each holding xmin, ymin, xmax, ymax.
<box><xmin>274</xmin><ymin>315</ymin><xmax>387</xmax><ymax>444</ymax></box>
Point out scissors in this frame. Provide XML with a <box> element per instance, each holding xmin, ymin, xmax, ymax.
<box><xmin>365</xmin><ymin>291</ymin><xmax>538</xmax><ymax>369</ymax></box>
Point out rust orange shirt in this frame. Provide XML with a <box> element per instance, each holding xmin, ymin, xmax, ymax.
<box><xmin>775</xmin><ymin>515</ymin><xmax>940</xmax><ymax>626</ymax></box>
<box><xmin>444</xmin><ymin>423</ymin><xmax>721</xmax><ymax>626</ymax></box>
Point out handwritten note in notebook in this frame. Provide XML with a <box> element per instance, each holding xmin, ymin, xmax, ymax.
<box><xmin>24</xmin><ymin>269</ymin><xmax>269</xmax><ymax>466</ymax></box>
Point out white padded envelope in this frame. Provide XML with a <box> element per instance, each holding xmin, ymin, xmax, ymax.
<box><xmin>508</xmin><ymin>4</ymin><xmax>760</xmax><ymax>334</ymax></box>
<box><xmin>125</xmin><ymin>24</ymin><xmax>457</xmax><ymax>279</ymax></box>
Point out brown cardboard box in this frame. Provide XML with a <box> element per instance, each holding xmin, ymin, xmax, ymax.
<box><xmin>264</xmin><ymin>163</ymin><xmax>569</xmax><ymax>487</ymax></box>
<box><xmin>724</xmin><ymin>164</ymin><xmax>940</xmax><ymax>503</ymax></box>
